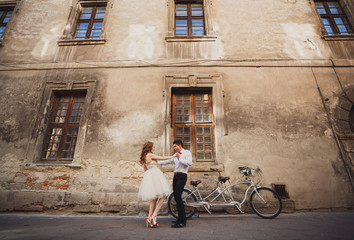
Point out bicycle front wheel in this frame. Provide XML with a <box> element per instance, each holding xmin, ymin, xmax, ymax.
<box><xmin>167</xmin><ymin>189</ymin><xmax>197</xmax><ymax>220</ymax></box>
<box><xmin>250</xmin><ymin>187</ymin><xmax>282</xmax><ymax>219</ymax></box>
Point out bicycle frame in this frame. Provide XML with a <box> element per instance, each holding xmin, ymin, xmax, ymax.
<box><xmin>184</xmin><ymin>178</ymin><xmax>259</xmax><ymax>214</ymax></box>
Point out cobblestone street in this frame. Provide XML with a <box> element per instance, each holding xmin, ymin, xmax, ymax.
<box><xmin>0</xmin><ymin>212</ymin><xmax>353</xmax><ymax>240</ymax></box>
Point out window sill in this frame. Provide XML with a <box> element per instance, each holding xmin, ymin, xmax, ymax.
<box><xmin>161</xmin><ymin>163</ymin><xmax>223</xmax><ymax>173</ymax></box>
<box><xmin>20</xmin><ymin>163</ymin><xmax>82</xmax><ymax>169</ymax></box>
<box><xmin>337</xmin><ymin>133</ymin><xmax>354</xmax><ymax>139</ymax></box>
<box><xmin>58</xmin><ymin>38</ymin><xmax>106</xmax><ymax>46</ymax></box>
<box><xmin>322</xmin><ymin>34</ymin><xmax>354</xmax><ymax>41</ymax></box>
<box><xmin>165</xmin><ymin>35</ymin><xmax>217</xmax><ymax>42</ymax></box>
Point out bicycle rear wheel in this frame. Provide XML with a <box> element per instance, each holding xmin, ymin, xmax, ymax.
<box><xmin>167</xmin><ymin>189</ymin><xmax>197</xmax><ymax>220</ymax></box>
<box><xmin>250</xmin><ymin>187</ymin><xmax>282</xmax><ymax>219</ymax></box>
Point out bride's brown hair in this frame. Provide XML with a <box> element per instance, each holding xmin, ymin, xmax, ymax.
<box><xmin>140</xmin><ymin>141</ymin><xmax>154</xmax><ymax>165</ymax></box>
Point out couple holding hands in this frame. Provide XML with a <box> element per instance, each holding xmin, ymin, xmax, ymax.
<box><xmin>138</xmin><ymin>140</ymin><xmax>192</xmax><ymax>228</ymax></box>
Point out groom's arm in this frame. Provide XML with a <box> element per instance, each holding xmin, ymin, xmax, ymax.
<box><xmin>157</xmin><ymin>157</ymin><xmax>175</xmax><ymax>165</ymax></box>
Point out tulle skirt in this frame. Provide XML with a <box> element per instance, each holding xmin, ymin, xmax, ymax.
<box><xmin>138</xmin><ymin>167</ymin><xmax>171</xmax><ymax>201</ymax></box>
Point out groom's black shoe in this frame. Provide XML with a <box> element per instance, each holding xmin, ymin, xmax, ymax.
<box><xmin>172</xmin><ymin>220</ymin><xmax>186</xmax><ymax>226</ymax></box>
<box><xmin>171</xmin><ymin>222</ymin><xmax>185</xmax><ymax>228</ymax></box>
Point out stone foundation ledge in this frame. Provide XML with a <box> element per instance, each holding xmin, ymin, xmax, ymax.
<box><xmin>2</xmin><ymin>190</ymin><xmax>340</xmax><ymax>215</ymax></box>
<box><xmin>0</xmin><ymin>190</ymin><xmax>153</xmax><ymax>215</ymax></box>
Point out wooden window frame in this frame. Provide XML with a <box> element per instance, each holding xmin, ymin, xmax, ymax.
<box><xmin>74</xmin><ymin>4</ymin><xmax>106</xmax><ymax>40</ymax></box>
<box><xmin>166</xmin><ymin>0</ymin><xmax>216</xmax><ymax>42</ymax></box>
<box><xmin>314</xmin><ymin>0</ymin><xmax>353</xmax><ymax>35</ymax></box>
<box><xmin>162</xmin><ymin>74</ymin><xmax>224</xmax><ymax>167</ymax></box>
<box><xmin>0</xmin><ymin>7</ymin><xmax>13</xmax><ymax>38</ymax></box>
<box><xmin>350</xmin><ymin>105</ymin><xmax>354</xmax><ymax>132</ymax></box>
<box><xmin>172</xmin><ymin>88</ymin><xmax>215</xmax><ymax>162</ymax></box>
<box><xmin>175</xmin><ymin>3</ymin><xmax>205</xmax><ymax>36</ymax></box>
<box><xmin>0</xmin><ymin>0</ymin><xmax>20</xmax><ymax>45</ymax></box>
<box><xmin>41</xmin><ymin>91</ymin><xmax>86</xmax><ymax>163</ymax></box>
<box><xmin>58</xmin><ymin>0</ymin><xmax>111</xmax><ymax>46</ymax></box>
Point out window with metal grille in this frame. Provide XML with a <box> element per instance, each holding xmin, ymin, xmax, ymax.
<box><xmin>41</xmin><ymin>91</ymin><xmax>86</xmax><ymax>162</ymax></box>
<box><xmin>273</xmin><ymin>184</ymin><xmax>290</xmax><ymax>199</ymax></box>
<box><xmin>172</xmin><ymin>88</ymin><xmax>214</xmax><ymax>161</ymax></box>
<box><xmin>175</xmin><ymin>2</ymin><xmax>205</xmax><ymax>36</ymax></box>
<box><xmin>74</xmin><ymin>3</ymin><xmax>107</xmax><ymax>39</ymax></box>
<box><xmin>315</xmin><ymin>0</ymin><xmax>353</xmax><ymax>35</ymax></box>
<box><xmin>0</xmin><ymin>7</ymin><xmax>14</xmax><ymax>38</ymax></box>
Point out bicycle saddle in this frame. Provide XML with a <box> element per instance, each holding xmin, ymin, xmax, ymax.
<box><xmin>190</xmin><ymin>180</ymin><xmax>202</xmax><ymax>187</ymax></box>
<box><xmin>218</xmin><ymin>176</ymin><xmax>230</xmax><ymax>183</ymax></box>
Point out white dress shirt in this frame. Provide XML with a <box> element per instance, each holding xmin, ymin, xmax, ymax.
<box><xmin>158</xmin><ymin>148</ymin><xmax>193</xmax><ymax>174</ymax></box>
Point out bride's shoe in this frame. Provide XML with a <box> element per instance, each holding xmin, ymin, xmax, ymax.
<box><xmin>146</xmin><ymin>214</ymin><xmax>153</xmax><ymax>228</ymax></box>
<box><xmin>152</xmin><ymin>215</ymin><xmax>158</xmax><ymax>228</ymax></box>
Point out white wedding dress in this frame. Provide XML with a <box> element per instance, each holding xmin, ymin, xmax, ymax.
<box><xmin>138</xmin><ymin>160</ymin><xmax>171</xmax><ymax>201</ymax></box>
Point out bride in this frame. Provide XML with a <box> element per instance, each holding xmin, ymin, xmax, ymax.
<box><xmin>138</xmin><ymin>141</ymin><xmax>175</xmax><ymax>228</ymax></box>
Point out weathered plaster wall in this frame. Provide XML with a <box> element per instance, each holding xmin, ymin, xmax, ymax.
<box><xmin>0</xmin><ymin>0</ymin><xmax>353</xmax><ymax>215</ymax></box>
<box><xmin>3</xmin><ymin>0</ymin><xmax>352</xmax><ymax>62</ymax></box>
<box><xmin>1</xmin><ymin>66</ymin><xmax>353</xmax><ymax>213</ymax></box>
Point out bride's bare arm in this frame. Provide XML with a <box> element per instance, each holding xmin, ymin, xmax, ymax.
<box><xmin>149</xmin><ymin>153</ymin><xmax>175</xmax><ymax>161</ymax></box>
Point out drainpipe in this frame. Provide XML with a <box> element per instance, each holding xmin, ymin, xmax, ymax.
<box><xmin>311</xmin><ymin>67</ymin><xmax>354</xmax><ymax>194</ymax></box>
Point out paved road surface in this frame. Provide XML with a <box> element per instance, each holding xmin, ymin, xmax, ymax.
<box><xmin>0</xmin><ymin>212</ymin><xmax>353</xmax><ymax>240</ymax></box>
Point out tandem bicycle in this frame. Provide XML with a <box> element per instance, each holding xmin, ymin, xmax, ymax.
<box><xmin>167</xmin><ymin>167</ymin><xmax>282</xmax><ymax>219</ymax></box>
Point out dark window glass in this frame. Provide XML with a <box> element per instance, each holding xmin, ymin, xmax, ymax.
<box><xmin>41</xmin><ymin>92</ymin><xmax>86</xmax><ymax>162</ymax></box>
<box><xmin>349</xmin><ymin>105</ymin><xmax>354</xmax><ymax>132</ymax></box>
<box><xmin>173</xmin><ymin>89</ymin><xmax>214</xmax><ymax>161</ymax></box>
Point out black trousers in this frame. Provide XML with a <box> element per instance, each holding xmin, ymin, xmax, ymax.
<box><xmin>173</xmin><ymin>172</ymin><xmax>187</xmax><ymax>224</ymax></box>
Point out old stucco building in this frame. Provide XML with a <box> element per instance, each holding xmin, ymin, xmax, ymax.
<box><xmin>0</xmin><ymin>0</ymin><xmax>353</xmax><ymax>215</ymax></box>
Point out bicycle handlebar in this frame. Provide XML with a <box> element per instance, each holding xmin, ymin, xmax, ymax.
<box><xmin>238</xmin><ymin>166</ymin><xmax>249</xmax><ymax>171</ymax></box>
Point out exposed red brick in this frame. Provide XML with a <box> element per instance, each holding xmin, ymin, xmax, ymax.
<box><xmin>59</xmin><ymin>176</ymin><xmax>69</xmax><ymax>180</ymax></box>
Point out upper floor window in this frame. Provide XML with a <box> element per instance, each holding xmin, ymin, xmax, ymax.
<box><xmin>0</xmin><ymin>7</ymin><xmax>14</xmax><ymax>38</ymax></box>
<box><xmin>41</xmin><ymin>91</ymin><xmax>86</xmax><ymax>163</ymax></box>
<box><xmin>175</xmin><ymin>3</ymin><xmax>205</xmax><ymax>36</ymax></box>
<box><xmin>74</xmin><ymin>4</ymin><xmax>107</xmax><ymax>40</ymax></box>
<box><xmin>315</xmin><ymin>0</ymin><xmax>353</xmax><ymax>35</ymax></box>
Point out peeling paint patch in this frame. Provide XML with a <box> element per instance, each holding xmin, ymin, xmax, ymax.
<box><xmin>119</xmin><ymin>24</ymin><xmax>161</xmax><ymax>60</ymax></box>
<box><xmin>106</xmin><ymin>111</ymin><xmax>161</xmax><ymax>146</ymax></box>
<box><xmin>281</xmin><ymin>23</ymin><xmax>323</xmax><ymax>58</ymax></box>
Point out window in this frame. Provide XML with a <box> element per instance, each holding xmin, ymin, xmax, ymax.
<box><xmin>41</xmin><ymin>91</ymin><xmax>86</xmax><ymax>163</ymax></box>
<box><xmin>74</xmin><ymin>4</ymin><xmax>107</xmax><ymax>39</ymax></box>
<box><xmin>58</xmin><ymin>0</ymin><xmax>110</xmax><ymax>45</ymax></box>
<box><xmin>315</xmin><ymin>0</ymin><xmax>353</xmax><ymax>35</ymax></box>
<box><xmin>172</xmin><ymin>88</ymin><xmax>214</xmax><ymax>161</ymax></box>
<box><xmin>163</xmin><ymin>74</ymin><xmax>224</xmax><ymax>167</ymax></box>
<box><xmin>0</xmin><ymin>7</ymin><xmax>14</xmax><ymax>38</ymax></box>
<box><xmin>175</xmin><ymin>3</ymin><xmax>205</xmax><ymax>36</ymax></box>
<box><xmin>166</xmin><ymin>0</ymin><xmax>216</xmax><ymax>42</ymax></box>
<box><xmin>350</xmin><ymin>105</ymin><xmax>354</xmax><ymax>132</ymax></box>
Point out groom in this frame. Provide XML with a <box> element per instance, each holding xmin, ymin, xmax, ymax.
<box><xmin>158</xmin><ymin>139</ymin><xmax>192</xmax><ymax>228</ymax></box>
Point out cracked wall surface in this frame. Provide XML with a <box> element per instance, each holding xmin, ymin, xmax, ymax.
<box><xmin>0</xmin><ymin>0</ymin><xmax>353</xmax><ymax>215</ymax></box>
